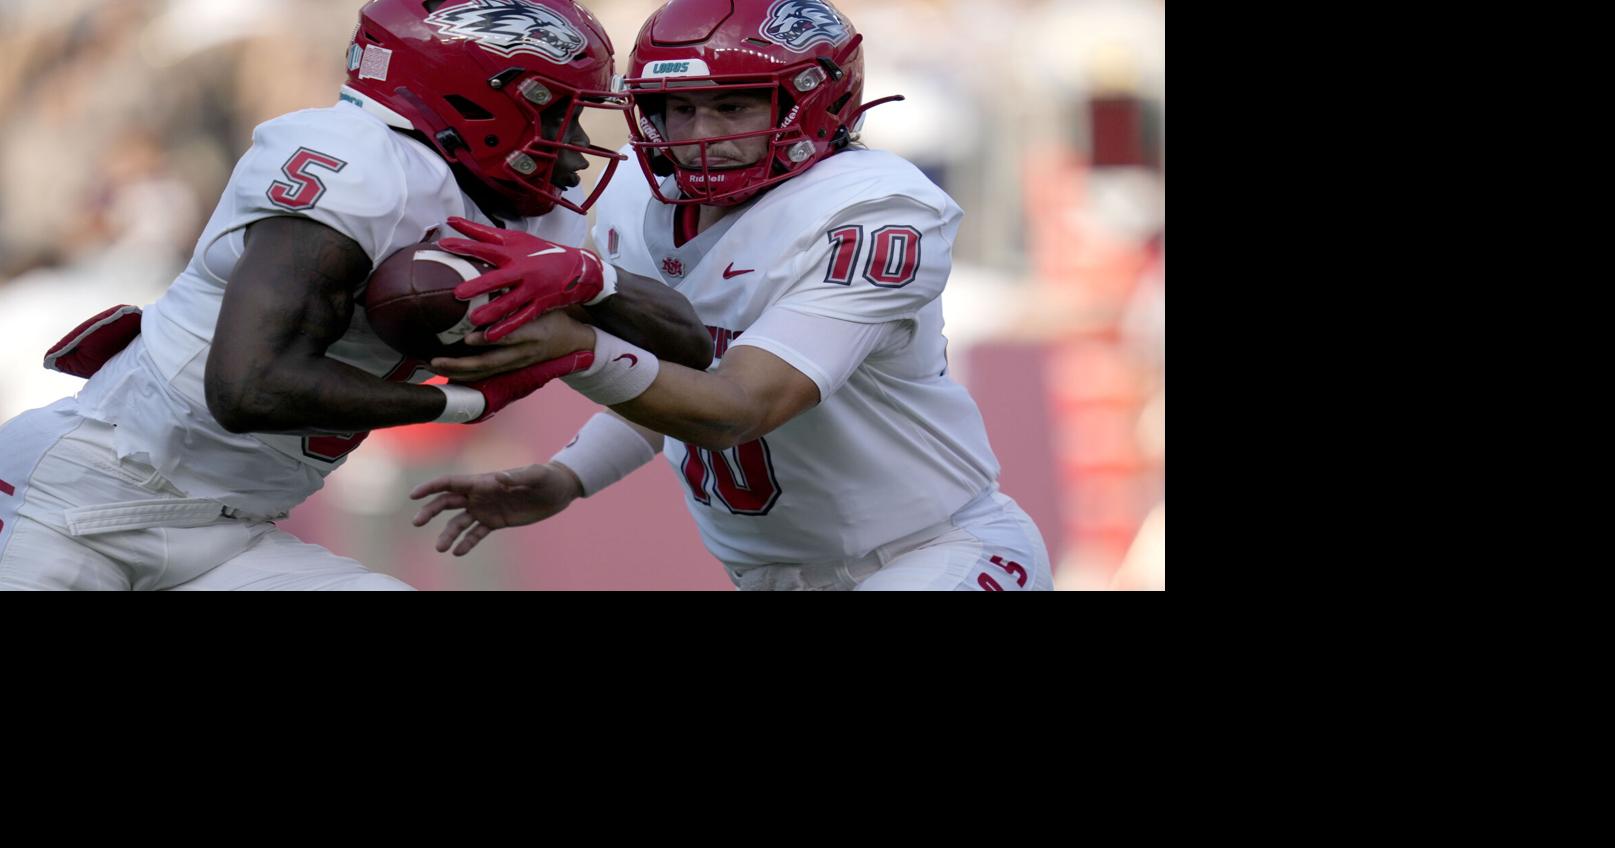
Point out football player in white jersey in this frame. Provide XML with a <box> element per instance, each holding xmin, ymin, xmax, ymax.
<box><xmin>412</xmin><ymin>0</ymin><xmax>1053</xmax><ymax>591</ymax></box>
<box><xmin>0</xmin><ymin>0</ymin><xmax>710</xmax><ymax>591</ymax></box>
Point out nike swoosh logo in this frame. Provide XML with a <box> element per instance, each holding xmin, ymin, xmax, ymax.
<box><xmin>723</xmin><ymin>263</ymin><xmax>755</xmax><ymax>279</ymax></box>
<box><xmin>614</xmin><ymin>354</ymin><xmax>639</xmax><ymax>367</ymax></box>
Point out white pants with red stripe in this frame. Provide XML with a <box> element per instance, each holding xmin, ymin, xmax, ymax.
<box><xmin>0</xmin><ymin>399</ymin><xmax>412</xmax><ymax>591</ymax></box>
<box><xmin>723</xmin><ymin>488</ymin><xmax>1053</xmax><ymax>591</ymax></box>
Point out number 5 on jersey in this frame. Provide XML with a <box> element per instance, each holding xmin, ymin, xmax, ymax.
<box><xmin>267</xmin><ymin>147</ymin><xmax>348</xmax><ymax>211</ymax></box>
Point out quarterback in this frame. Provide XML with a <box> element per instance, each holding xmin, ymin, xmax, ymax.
<box><xmin>415</xmin><ymin>0</ymin><xmax>1052</xmax><ymax>591</ymax></box>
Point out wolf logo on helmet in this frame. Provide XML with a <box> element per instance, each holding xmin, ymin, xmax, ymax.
<box><xmin>425</xmin><ymin>0</ymin><xmax>587</xmax><ymax>63</ymax></box>
<box><xmin>759</xmin><ymin>0</ymin><xmax>849</xmax><ymax>52</ymax></box>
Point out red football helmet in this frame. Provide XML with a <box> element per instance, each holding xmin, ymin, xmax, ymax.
<box><xmin>621</xmin><ymin>0</ymin><xmax>903</xmax><ymax>206</ymax></box>
<box><xmin>342</xmin><ymin>0</ymin><xmax>627</xmax><ymax>216</ymax></box>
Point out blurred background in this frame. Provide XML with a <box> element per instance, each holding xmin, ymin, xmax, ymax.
<box><xmin>0</xmin><ymin>0</ymin><xmax>1163</xmax><ymax>590</ymax></box>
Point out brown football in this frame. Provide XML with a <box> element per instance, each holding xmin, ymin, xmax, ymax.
<box><xmin>363</xmin><ymin>236</ymin><xmax>499</xmax><ymax>361</ymax></box>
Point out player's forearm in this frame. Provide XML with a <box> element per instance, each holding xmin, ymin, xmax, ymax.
<box><xmin>585</xmin><ymin>268</ymin><xmax>713</xmax><ymax>371</ymax></box>
<box><xmin>211</xmin><ymin>216</ymin><xmax>456</xmax><ymax>433</ymax></box>
<box><xmin>613</xmin><ymin>412</ymin><xmax>666</xmax><ymax>453</ymax></box>
<box><xmin>206</xmin><ymin>356</ymin><xmax>448</xmax><ymax>434</ymax></box>
<box><xmin>610</xmin><ymin>363</ymin><xmax>762</xmax><ymax>451</ymax></box>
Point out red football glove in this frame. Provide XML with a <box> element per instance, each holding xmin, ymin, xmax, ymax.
<box><xmin>43</xmin><ymin>304</ymin><xmax>143</xmax><ymax>378</ymax></box>
<box><xmin>456</xmin><ymin>350</ymin><xmax>595</xmax><ymax>424</ymax></box>
<box><xmin>439</xmin><ymin>216</ymin><xmax>608</xmax><ymax>343</ymax></box>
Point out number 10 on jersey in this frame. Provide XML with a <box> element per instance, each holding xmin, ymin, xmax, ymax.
<box><xmin>825</xmin><ymin>225</ymin><xmax>922</xmax><ymax>288</ymax></box>
<box><xmin>680</xmin><ymin>439</ymin><xmax>781</xmax><ymax>516</ymax></box>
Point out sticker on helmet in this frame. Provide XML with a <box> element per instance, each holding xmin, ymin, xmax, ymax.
<box><xmin>426</xmin><ymin>0</ymin><xmax>587</xmax><ymax>64</ymax></box>
<box><xmin>758</xmin><ymin>0</ymin><xmax>850</xmax><ymax>52</ymax></box>
<box><xmin>640</xmin><ymin>59</ymin><xmax>712</xmax><ymax>78</ymax></box>
<box><xmin>359</xmin><ymin>45</ymin><xmax>393</xmax><ymax>81</ymax></box>
<box><xmin>347</xmin><ymin>43</ymin><xmax>364</xmax><ymax>72</ymax></box>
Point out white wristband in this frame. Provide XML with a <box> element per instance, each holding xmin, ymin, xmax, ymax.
<box><xmin>582</xmin><ymin>254</ymin><xmax>617</xmax><ymax>306</ymax></box>
<box><xmin>562</xmin><ymin>329</ymin><xmax>659</xmax><ymax>406</ymax></box>
<box><xmin>549</xmin><ymin>413</ymin><xmax>659</xmax><ymax>497</ymax></box>
<box><xmin>434</xmin><ymin>384</ymin><xmax>487</xmax><ymax>423</ymax></box>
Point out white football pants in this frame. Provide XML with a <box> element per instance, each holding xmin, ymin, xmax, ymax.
<box><xmin>0</xmin><ymin>399</ymin><xmax>412</xmax><ymax>591</ymax></box>
<box><xmin>722</xmin><ymin>488</ymin><xmax>1054</xmax><ymax>591</ymax></box>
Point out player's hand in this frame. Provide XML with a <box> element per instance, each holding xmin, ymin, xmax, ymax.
<box><xmin>410</xmin><ymin>463</ymin><xmax>585</xmax><ymax>556</ymax></box>
<box><xmin>430</xmin><ymin>309</ymin><xmax>596</xmax><ymax>381</ymax></box>
<box><xmin>439</xmin><ymin>216</ymin><xmax>608</xmax><ymax>342</ymax></box>
<box><xmin>454</xmin><ymin>349</ymin><xmax>593</xmax><ymax>423</ymax></box>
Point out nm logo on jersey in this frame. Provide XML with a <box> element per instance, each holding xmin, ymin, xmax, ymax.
<box><xmin>426</xmin><ymin>0</ymin><xmax>586</xmax><ymax>63</ymax></box>
<box><xmin>759</xmin><ymin>0</ymin><xmax>850</xmax><ymax>52</ymax></box>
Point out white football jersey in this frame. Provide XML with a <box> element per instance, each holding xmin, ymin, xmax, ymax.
<box><xmin>74</xmin><ymin>101</ymin><xmax>589</xmax><ymax>517</ymax></box>
<box><xmin>593</xmin><ymin>148</ymin><xmax>1001</xmax><ymax>565</ymax></box>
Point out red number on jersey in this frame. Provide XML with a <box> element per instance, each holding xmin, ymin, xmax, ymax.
<box><xmin>825</xmin><ymin>226</ymin><xmax>864</xmax><ymax>285</ymax></box>
<box><xmin>863</xmin><ymin>225</ymin><xmax>923</xmax><ymax>288</ymax></box>
<box><xmin>822</xmin><ymin>224</ymin><xmax>923</xmax><ymax>289</ymax></box>
<box><xmin>681</xmin><ymin>444</ymin><xmax>712</xmax><ymax>506</ymax></box>
<box><xmin>679</xmin><ymin>438</ymin><xmax>781</xmax><ymax>516</ymax></box>
<box><xmin>304</xmin><ymin>433</ymin><xmax>369</xmax><ymax>463</ymax></box>
<box><xmin>990</xmin><ymin>555</ymin><xmax>1029</xmax><ymax>588</ymax></box>
<box><xmin>267</xmin><ymin>148</ymin><xmax>348</xmax><ymax>211</ymax></box>
<box><xmin>0</xmin><ymin>477</ymin><xmax>14</xmax><ymax>535</ymax></box>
